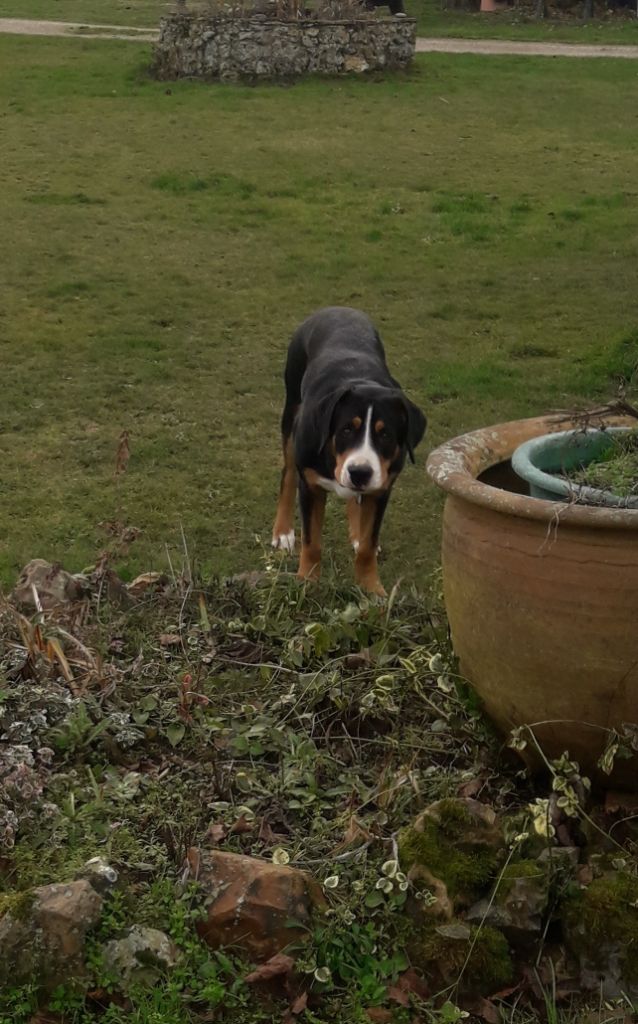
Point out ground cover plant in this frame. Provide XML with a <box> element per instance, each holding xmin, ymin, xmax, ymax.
<box><xmin>6</xmin><ymin>0</ymin><xmax>638</xmax><ymax>43</ymax></box>
<box><xmin>2</xmin><ymin>38</ymin><xmax>638</xmax><ymax>588</ymax></box>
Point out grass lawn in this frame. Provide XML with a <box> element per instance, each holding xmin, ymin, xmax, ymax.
<box><xmin>5</xmin><ymin>0</ymin><xmax>638</xmax><ymax>43</ymax></box>
<box><xmin>2</xmin><ymin>37</ymin><xmax>638</xmax><ymax>591</ymax></box>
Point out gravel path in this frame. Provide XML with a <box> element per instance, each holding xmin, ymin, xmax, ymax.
<box><xmin>2</xmin><ymin>16</ymin><xmax>638</xmax><ymax>56</ymax></box>
<box><xmin>0</xmin><ymin>17</ymin><xmax>158</xmax><ymax>41</ymax></box>
<box><xmin>414</xmin><ymin>35</ymin><xmax>638</xmax><ymax>57</ymax></box>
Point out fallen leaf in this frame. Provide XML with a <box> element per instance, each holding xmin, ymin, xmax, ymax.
<box><xmin>206</xmin><ymin>822</ymin><xmax>227</xmax><ymax>844</ymax></box>
<box><xmin>458</xmin><ymin>777</ymin><xmax>485</xmax><ymax>799</ymax></box>
<box><xmin>229</xmin><ymin>813</ymin><xmax>255</xmax><ymax>835</ymax></box>
<box><xmin>127</xmin><ymin>571</ymin><xmax>168</xmax><ymax>598</ymax></box>
<box><xmin>366</xmin><ymin>1010</ymin><xmax>392</xmax><ymax>1023</ymax></box>
<box><xmin>344</xmin><ymin>648</ymin><xmax>373</xmax><ymax>670</ymax></box>
<box><xmin>332</xmin><ymin>814</ymin><xmax>371</xmax><ymax>854</ymax></box>
<box><xmin>246</xmin><ymin>953</ymin><xmax>295</xmax><ymax>984</ymax></box>
<box><xmin>464</xmin><ymin>997</ymin><xmax>499</xmax><ymax>1023</ymax></box>
<box><xmin>258</xmin><ymin>817</ymin><xmax>277</xmax><ymax>845</ymax></box>
<box><xmin>160</xmin><ymin>633</ymin><xmax>181</xmax><ymax>647</ymax></box>
<box><xmin>186</xmin><ymin>847</ymin><xmax>201</xmax><ymax>879</ymax></box>
<box><xmin>290</xmin><ymin>991</ymin><xmax>308</xmax><ymax>1013</ymax></box>
<box><xmin>388</xmin><ymin>968</ymin><xmax>429</xmax><ymax>1006</ymax></box>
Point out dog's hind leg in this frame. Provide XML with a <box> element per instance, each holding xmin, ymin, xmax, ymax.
<box><xmin>354</xmin><ymin>493</ymin><xmax>389</xmax><ymax>596</ymax></box>
<box><xmin>272</xmin><ymin>402</ymin><xmax>298</xmax><ymax>552</ymax></box>
<box><xmin>298</xmin><ymin>473</ymin><xmax>326</xmax><ymax>581</ymax></box>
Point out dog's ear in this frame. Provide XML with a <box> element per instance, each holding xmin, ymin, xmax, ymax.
<box><xmin>294</xmin><ymin>386</ymin><xmax>351</xmax><ymax>466</ymax></box>
<box><xmin>398</xmin><ymin>395</ymin><xmax>426</xmax><ymax>464</ymax></box>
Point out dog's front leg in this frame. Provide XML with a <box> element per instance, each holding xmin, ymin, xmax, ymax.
<box><xmin>298</xmin><ymin>473</ymin><xmax>326</xmax><ymax>581</ymax></box>
<box><xmin>354</xmin><ymin>492</ymin><xmax>390</xmax><ymax>596</ymax></box>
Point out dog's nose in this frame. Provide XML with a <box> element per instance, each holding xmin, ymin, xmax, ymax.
<box><xmin>348</xmin><ymin>463</ymin><xmax>373</xmax><ymax>489</ymax></box>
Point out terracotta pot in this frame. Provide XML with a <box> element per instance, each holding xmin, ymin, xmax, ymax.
<box><xmin>426</xmin><ymin>413</ymin><xmax>638</xmax><ymax>787</ymax></box>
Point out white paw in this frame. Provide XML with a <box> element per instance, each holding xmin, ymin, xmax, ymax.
<box><xmin>272</xmin><ymin>530</ymin><xmax>295</xmax><ymax>552</ymax></box>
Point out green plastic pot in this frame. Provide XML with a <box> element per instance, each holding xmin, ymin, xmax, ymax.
<box><xmin>511</xmin><ymin>426</ymin><xmax>638</xmax><ymax>509</ymax></box>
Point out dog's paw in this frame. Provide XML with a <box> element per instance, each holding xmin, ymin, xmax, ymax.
<box><xmin>272</xmin><ymin>530</ymin><xmax>295</xmax><ymax>553</ymax></box>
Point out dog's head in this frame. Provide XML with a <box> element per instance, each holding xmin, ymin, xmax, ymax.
<box><xmin>296</xmin><ymin>383</ymin><xmax>426</xmax><ymax>495</ymax></box>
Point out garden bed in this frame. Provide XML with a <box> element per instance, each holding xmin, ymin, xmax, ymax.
<box><xmin>2</xmin><ymin>557</ymin><xmax>638</xmax><ymax>1022</ymax></box>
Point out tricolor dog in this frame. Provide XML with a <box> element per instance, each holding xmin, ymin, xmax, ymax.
<box><xmin>272</xmin><ymin>307</ymin><xmax>426</xmax><ymax>596</ymax></box>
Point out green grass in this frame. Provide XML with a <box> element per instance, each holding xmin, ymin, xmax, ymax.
<box><xmin>2</xmin><ymin>37</ymin><xmax>638</xmax><ymax>589</ymax></box>
<box><xmin>406</xmin><ymin>0</ymin><xmax>638</xmax><ymax>43</ymax></box>
<box><xmin>5</xmin><ymin>0</ymin><xmax>638</xmax><ymax>44</ymax></box>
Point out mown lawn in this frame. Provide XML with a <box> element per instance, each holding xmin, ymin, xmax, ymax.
<box><xmin>2</xmin><ymin>36</ymin><xmax>638</xmax><ymax>590</ymax></box>
<box><xmin>5</xmin><ymin>0</ymin><xmax>638</xmax><ymax>43</ymax></box>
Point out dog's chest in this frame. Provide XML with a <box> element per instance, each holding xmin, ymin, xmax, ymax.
<box><xmin>314</xmin><ymin>476</ymin><xmax>354</xmax><ymax>500</ymax></box>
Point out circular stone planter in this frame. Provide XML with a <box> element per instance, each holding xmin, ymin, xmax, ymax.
<box><xmin>512</xmin><ymin>427</ymin><xmax>638</xmax><ymax>509</ymax></box>
<box><xmin>426</xmin><ymin>413</ymin><xmax>638</xmax><ymax>786</ymax></box>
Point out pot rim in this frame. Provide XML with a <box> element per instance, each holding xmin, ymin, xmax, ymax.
<box><xmin>426</xmin><ymin>413</ymin><xmax>638</xmax><ymax>530</ymax></box>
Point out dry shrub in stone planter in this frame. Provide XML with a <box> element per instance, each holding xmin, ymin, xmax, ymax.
<box><xmin>152</xmin><ymin>0</ymin><xmax>416</xmax><ymax>81</ymax></box>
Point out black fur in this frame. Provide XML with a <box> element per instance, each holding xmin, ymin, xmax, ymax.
<box><xmin>282</xmin><ymin>306</ymin><xmax>426</xmax><ymax>480</ymax></box>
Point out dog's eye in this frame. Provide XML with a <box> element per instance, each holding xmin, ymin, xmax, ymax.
<box><xmin>341</xmin><ymin>425</ymin><xmax>353</xmax><ymax>436</ymax></box>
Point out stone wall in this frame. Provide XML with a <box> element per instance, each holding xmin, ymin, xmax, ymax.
<box><xmin>152</xmin><ymin>13</ymin><xmax>416</xmax><ymax>81</ymax></box>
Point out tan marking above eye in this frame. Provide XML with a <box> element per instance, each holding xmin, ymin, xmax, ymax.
<box><xmin>352</xmin><ymin>416</ymin><xmax>362</xmax><ymax>430</ymax></box>
<box><xmin>375</xmin><ymin>420</ymin><xmax>385</xmax><ymax>433</ymax></box>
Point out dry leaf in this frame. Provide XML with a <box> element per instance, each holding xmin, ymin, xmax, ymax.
<box><xmin>206</xmin><ymin>822</ymin><xmax>227</xmax><ymax>844</ymax></box>
<box><xmin>186</xmin><ymin>847</ymin><xmax>201</xmax><ymax>879</ymax></box>
<box><xmin>160</xmin><ymin>633</ymin><xmax>181</xmax><ymax>647</ymax></box>
<box><xmin>458</xmin><ymin>777</ymin><xmax>485</xmax><ymax>800</ymax></box>
<box><xmin>332</xmin><ymin>814</ymin><xmax>371</xmax><ymax>854</ymax></box>
<box><xmin>245</xmin><ymin>953</ymin><xmax>295</xmax><ymax>984</ymax></box>
<box><xmin>229</xmin><ymin>813</ymin><xmax>255</xmax><ymax>836</ymax></box>
<box><xmin>258</xmin><ymin>817</ymin><xmax>278</xmax><ymax>845</ymax></box>
<box><xmin>366</xmin><ymin>1009</ymin><xmax>392</xmax><ymax>1023</ymax></box>
<box><xmin>127</xmin><ymin>571</ymin><xmax>166</xmax><ymax>598</ymax></box>
<box><xmin>290</xmin><ymin>991</ymin><xmax>308</xmax><ymax>1013</ymax></box>
<box><xmin>464</xmin><ymin>997</ymin><xmax>499</xmax><ymax>1023</ymax></box>
<box><xmin>114</xmin><ymin>430</ymin><xmax>130</xmax><ymax>477</ymax></box>
<box><xmin>388</xmin><ymin>968</ymin><xmax>429</xmax><ymax>1006</ymax></box>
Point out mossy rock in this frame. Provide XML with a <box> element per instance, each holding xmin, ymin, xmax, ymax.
<box><xmin>562</xmin><ymin>872</ymin><xmax>638</xmax><ymax>998</ymax></box>
<box><xmin>399</xmin><ymin>798</ymin><xmax>504</xmax><ymax>907</ymax></box>
<box><xmin>415</xmin><ymin>920</ymin><xmax>513</xmax><ymax>997</ymax></box>
<box><xmin>467</xmin><ymin>858</ymin><xmax>549</xmax><ymax>946</ymax></box>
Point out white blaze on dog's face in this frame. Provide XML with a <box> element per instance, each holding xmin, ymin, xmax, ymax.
<box><xmin>338</xmin><ymin>406</ymin><xmax>382</xmax><ymax>492</ymax></box>
<box><xmin>330</xmin><ymin>395</ymin><xmax>404</xmax><ymax>496</ymax></box>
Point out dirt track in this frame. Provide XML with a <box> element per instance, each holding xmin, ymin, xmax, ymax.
<box><xmin>2</xmin><ymin>15</ymin><xmax>638</xmax><ymax>56</ymax></box>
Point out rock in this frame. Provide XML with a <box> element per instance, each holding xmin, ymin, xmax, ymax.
<box><xmin>11</xmin><ymin>560</ymin><xmax>89</xmax><ymax>611</ymax></box>
<box><xmin>344</xmin><ymin>55</ymin><xmax>369</xmax><ymax>73</ymax></box>
<box><xmin>0</xmin><ymin>880</ymin><xmax>102</xmax><ymax>991</ymax></box>
<box><xmin>415</xmin><ymin>919</ymin><xmax>513</xmax><ymax>998</ymax></box>
<box><xmin>77</xmin><ymin>857</ymin><xmax>119</xmax><ymax>894</ymax></box>
<box><xmin>102</xmin><ymin>926</ymin><xmax>178</xmax><ymax>990</ymax></box>
<box><xmin>399</xmin><ymin>798</ymin><xmax>505</xmax><ymax>909</ymax></box>
<box><xmin>562</xmin><ymin>871</ymin><xmax>638</xmax><ymax>999</ymax></box>
<box><xmin>192</xmin><ymin>849</ymin><xmax>325</xmax><ymax>961</ymax></box>
<box><xmin>467</xmin><ymin>859</ymin><xmax>549</xmax><ymax>945</ymax></box>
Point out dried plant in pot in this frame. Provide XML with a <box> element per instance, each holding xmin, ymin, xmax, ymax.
<box><xmin>512</xmin><ymin>426</ymin><xmax>638</xmax><ymax>509</ymax></box>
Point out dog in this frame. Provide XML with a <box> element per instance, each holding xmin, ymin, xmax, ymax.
<box><xmin>272</xmin><ymin>307</ymin><xmax>426</xmax><ymax>596</ymax></box>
